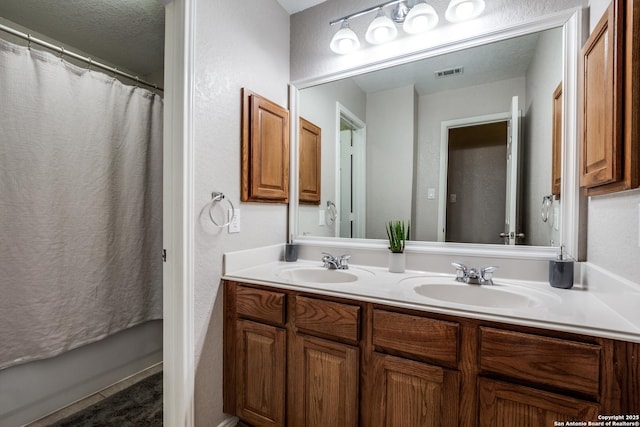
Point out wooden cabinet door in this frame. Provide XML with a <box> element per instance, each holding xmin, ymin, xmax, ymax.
<box><xmin>241</xmin><ymin>89</ymin><xmax>290</xmax><ymax>202</ymax></box>
<box><xmin>289</xmin><ymin>334</ymin><xmax>359</xmax><ymax>427</ymax></box>
<box><xmin>299</xmin><ymin>117</ymin><xmax>322</xmax><ymax>205</ymax></box>
<box><xmin>479</xmin><ymin>378</ymin><xmax>600</xmax><ymax>427</ymax></box>
<box><xmin>552</xmin><ymin>82</ymin><xmax>563</xmax><ymax>197</ymax></box>
<box><xmin>368</xmin><ymin>353</ymin><xmax>460</xmax><ymax>427</ymax></box>
<box><xmin>580</xmin><ymin>1</ymin><xmax>624</xmax><ymax>188</ymax></box>
<box><xmin>236</xmin><ymin>319</ymin><xmax>286</xmax><ymax>427</ymax></box>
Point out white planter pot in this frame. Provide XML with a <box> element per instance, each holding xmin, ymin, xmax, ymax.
<box><xmin>388</xmin><ymin>252</ymin><xmax>406</xmax><ymax>273</ymax></box>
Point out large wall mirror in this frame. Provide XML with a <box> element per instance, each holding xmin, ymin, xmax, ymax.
<box><xmin>291</xmin><ymin>9</ymin><xmax>585</xmax><ymax>258</ymax></box>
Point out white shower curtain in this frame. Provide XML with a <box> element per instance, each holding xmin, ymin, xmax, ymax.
<box><xmin>0</xmin><ymin>38</ymin><xmax>163</xmax><ymax>369</ymax></box>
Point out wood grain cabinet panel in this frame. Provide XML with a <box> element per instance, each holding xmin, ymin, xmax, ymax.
<box><xmin>479</xmin><ymin>378</ymin><xmax>600</xmax><ymax>427</ymax></box>
<box><xmin>289</xmin><ymin>335</ymin><xmax>359</xmax><ymax>427</ymax></box>
<box><xmin>295</xmin><ymin>296</ymin><xmax>360</xmax><ymax>344</ymax></box>
<box><xmin>369</xmin><ymin>353</ymin><xmax>460</xmax><ymax>427</ymax></box>
<box><xmin>552</xmin><ymin>82</ymin><xmax>563</xmax><ymax>197</ymax></box>
<box><xmin>479</xmin><ymin>327</ymin><xmax>601</xmax><ymax>397</ymax></box>
<box><xmin>373</xmin><ymin>309</ymin><xmax>459</xmax><ymax>368</ymax></box>
<box><xmin>236</xmin><ymin>320</ymin><xmax>286</xmax><ymax>427</ymax></box>
<box><xmin>241</xmin><ymin>88</ymin><xmax>290</xmax><ymax>203</ymax></box>
<box><xmin>580</xmin><ymin>0</ymin><xmax>640</xmax><ymax>194</ymax></box>
<box><xmin>236</xmin><ymin>285</ymin><xmax>286</xmax><ymax>326</ymax></box>
<box><xmin>299</xmin><ymin>117</ymin><xmax>322</xmax><ymax>205</ymax></box>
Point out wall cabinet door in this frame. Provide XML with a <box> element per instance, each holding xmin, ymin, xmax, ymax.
<box><xmin>289</xmin><ymin>334</ymin><xmax>359</xmax><ymax>427</ymax></box>
<box><xmin>479</xmin><ymin>378</ymin><xmax>600</xmax><ymax>427</ymax></box>
<box><xmin>236</xmin><ymin>319</ymin><xmax>286</xmax><ymax>427</ymax></box>
<box><xmin>552</xmin><ymin>82</ymin><xmax>563</xmax><ymax>197</ymax></box>
<box><xmin>580</xmin><ymin>0</ymin><xmax>640</xmax><ymax>194</ymax></box>
<box><xmin>299</xmin><ymin>117</ymin><xmax>322</xmax><ymax>205</ymax></box>
<box><xmin>241</xmin><ymin>89</ymin><xmax>290</xmax><ymax>203</ymax></box>
<box><xmin>368</xmin><ymin>353</ymin><xmax>460</xmax><ymax>427</ymax></box>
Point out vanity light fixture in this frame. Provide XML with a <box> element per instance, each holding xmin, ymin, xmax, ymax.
<box><xmin>329</xmin><ymin>0</ymin><xmax>485</xmax><ymax>54</ymax></box>
<box><xmin>365</xmin><ymin>8</ymin><xmax>398</xmax><ymax>45</ymax></box>
<box><xmin>330</xmin><ymin>20</ymin><xmax>361</xmax><ymax>54</ymax></box>
<box><xmin>444</xmin><ymin>0</ymin><xmax>486</xmax><ymax>23</ymax></box>
<box><xmin>403</xmin><ymin>2</ymin><xmax>439</xmax><ymax>34</ymax></box>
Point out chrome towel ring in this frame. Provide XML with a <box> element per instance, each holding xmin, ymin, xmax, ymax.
<box><xmin>209</xmin><ymin>192</ymin><xmax>235</xmax><ymax>228</ymax></box>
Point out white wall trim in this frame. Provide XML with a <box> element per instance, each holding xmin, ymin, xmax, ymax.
<box><xmin>162</xmin><ymin>0</ymin><xmax>196</xmax><ymax>426</ymax></box>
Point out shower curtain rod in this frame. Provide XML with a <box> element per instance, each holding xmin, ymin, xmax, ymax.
<box><xmin>0</xmin><ymin>22</ymin><xmax>164</xmax><ymax>92</ymax></box>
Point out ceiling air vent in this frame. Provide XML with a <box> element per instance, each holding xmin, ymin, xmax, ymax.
<box><xmin>435</xmin><ymin>66</ymin><xmax>464</xmax><ymax>78</ymax></box>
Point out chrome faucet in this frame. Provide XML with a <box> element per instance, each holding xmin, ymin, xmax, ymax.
<box><xmin>451</xmin><ymin>262</ymin><xmax>498</xmax><ymax>286</ymax></box>
<box><xmin>322</xmin><ymin>252</ymin><xmax>350</xmax><ymax>270</ymax></box>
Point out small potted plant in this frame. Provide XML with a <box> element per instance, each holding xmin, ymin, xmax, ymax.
<box><xmin>386</xmin><ymin>220</ymin><xmax>410</xmax><ymax>273</ymax></box>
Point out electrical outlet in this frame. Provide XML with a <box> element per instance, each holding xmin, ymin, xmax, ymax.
<box><xmin>638</xmin><ymin>203</ymin><xmax>640</xmax><ymax>248</ymax></box>
<box><xmin>228</xmin><ymin>208</ymin><xmax>240</xmax><ymax>233</ymax></box>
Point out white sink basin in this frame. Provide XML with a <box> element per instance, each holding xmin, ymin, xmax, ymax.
<box><xmin>401</xmin><ymin>276</ymin><xmax>561</xmax><ymax>310</ymax></box>
<box><xmin>277</xmin><ymin>267</ymin><xmax>359</xmax><ymax>283</ymax></box>
<box><xmin>414</xmin><ymin>284</ymin><xmax>537</xmax><ymax>309</ymax></box>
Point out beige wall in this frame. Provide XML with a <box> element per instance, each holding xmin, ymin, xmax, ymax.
<box><xmin>192</xmin><ymin>0</ymin><xmax>290</xmax><ymax>424</ymax></box>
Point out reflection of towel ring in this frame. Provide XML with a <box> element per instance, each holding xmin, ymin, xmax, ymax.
<box><xmin>541</xmin><ymin>195</ymin><xmax>553</xmax><ymax>223</ymax></box>
<box><xmin>209</xmin><ymin>192</ymin><xmax>235</xmax><ymax>228</ymax></box>
<box><xmin>326</xmin><ymin>200</ymin><xmax>337</xmax><ymax>225</ymax></box>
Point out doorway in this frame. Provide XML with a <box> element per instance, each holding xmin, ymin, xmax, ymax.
<box><xmin>445</xmin><ymin>121</ymin><xmax>508</xmax><ymax>244</ymax></box>
<box><xmin>336</xmin><ymin>103</ymin><xmax>366</xmax><ymax>238</ymax></box>
<box><xmin>438</xmin><ymin>96</ymin><xmax>522</xmax><ymax>245</ymax></box>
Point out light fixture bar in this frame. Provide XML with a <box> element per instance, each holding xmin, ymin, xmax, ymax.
<box><xmin>329</xmin><ymin>0</ymin><xmax>409</xmax><ymax>26</ymax></box>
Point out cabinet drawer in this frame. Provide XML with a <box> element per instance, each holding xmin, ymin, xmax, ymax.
<box><xmin>236</xmin><ymin>285</ymin><xmax>286</xmax><ymax>326</ymax></box>
<box><xmin>295</xmin><ymin>296</ymin><xmax>360</xmax><ymax>343</ymax></box>
<box><xmin>479</xmin><ymin>327</ymin><xmax>601</xmax><ymax>396</ymax></box>
<box><xmin>373</xmin><ymin>309</ymin><xmax>459</xmax><ymax>368</ymax></box>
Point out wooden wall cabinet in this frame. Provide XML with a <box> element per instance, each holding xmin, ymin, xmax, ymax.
<box><xmin>580</xmin><ymin>0</ymin><xmax>639</xmax><ymax>195</ymax></box>
<box><xmin>552</xmin><ymin>82</ymin><xmax>563</xmax><ymax>197</ymax></box>
<box><xmin>241</xmin><ymin>89</ymin><xmax>290</xmax><ymax>203</ymax></box>
<box><xmin>299</xmin><ymin>117</ymin><xmax>322</xmax><ymax>205</ymax></box>
<box><xmin>224</xmin><ymin>281</ymin><xmax>640</xmax><ymax>427</ymax></box>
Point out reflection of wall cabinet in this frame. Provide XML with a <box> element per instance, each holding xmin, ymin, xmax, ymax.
<box><xmin>299</xmin><ymin>117</ymin><xmax>322</xmax><ymax>205</ymax></box>
<box><xmin>580</xmin><ymin>0</ymin><xmax>639</xmax><ymax>195</ymax></box>
<box><xmin>241</xmin><ymin>89</ymin><xmax>290</xmax><ymax>203</ymax></box>
<box><xmin>552</xmin><ymin>83</ymin><xmax>563</xmax><ymax>197</ymax></box>
<box><xmin>224</xmin><ymin>280</ymin><xmax>640</xmax><ymax>427</ymax></box>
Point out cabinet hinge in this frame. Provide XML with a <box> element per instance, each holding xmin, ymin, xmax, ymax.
<box><xmin>162</xmin><ymin>249</ymin><xmax>167</xmax><ymax>262</ymax></box>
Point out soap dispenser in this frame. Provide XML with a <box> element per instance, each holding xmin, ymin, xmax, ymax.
<box><xmin>549</xmin><ymin>246</ymin><xmax>574</xmax><ymax>289</ymax></box>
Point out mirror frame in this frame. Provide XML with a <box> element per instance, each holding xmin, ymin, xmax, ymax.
<box><xmin>288</xmin><ymin>8</ymin><xmax>587</xmax><ymax>261</ymax></box>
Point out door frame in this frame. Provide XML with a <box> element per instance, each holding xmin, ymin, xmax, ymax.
<box><xmin>335</xmin><ymin>103</ymin><xmax>366</xmax><ymax>238</ymax></box>
<box><xmin>437</xmin><ymin>112</ymin><xmax>511</xmax><ymax>242</ymax></box>
<box><xmin>162</xmin><ymin>0</ymin><xmax>196</xmax><ymax>426</ymax></box>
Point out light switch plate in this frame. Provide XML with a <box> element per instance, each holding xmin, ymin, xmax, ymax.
<box><xmin>319</xmin><ymin>209</ymin><xmax>325</xmax><ymax>226</ymax></box>
<box><xmin>427</xmin><ymin>188</ymin><xmax>435</xmax><ymax>200</ymax></box>
<box><xmin>638</xmin><ymin>203</ymin><xmax>640</xmax><ymax>247</ymax></box>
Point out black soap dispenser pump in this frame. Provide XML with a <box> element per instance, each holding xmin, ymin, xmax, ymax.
<box><xmin>549</xmin><ymin>245</ymin><xmax>574</xmax><ymax>289</ymax></box>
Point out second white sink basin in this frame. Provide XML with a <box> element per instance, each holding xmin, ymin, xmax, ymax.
<box><xmin>277</xmin><ymin>267</ymin><xmax>359</xmax><ymax>283</ymax></box>
<box><xmin>400</xmin><ymin>276</ymin><xmax>561</xmax><ymax>310</ymax></box>
<box><xmin>414</xmin><ymin>284</ymin><xmax>537</xmax><ymax>309</ymax></box>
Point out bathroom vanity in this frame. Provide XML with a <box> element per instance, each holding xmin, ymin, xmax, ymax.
<box><xmin>222</xmin><ymin>260</ymin><xmax>640</xmax><ymax>427</ymax></box>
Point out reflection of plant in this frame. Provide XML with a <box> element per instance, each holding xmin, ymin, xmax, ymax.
<box><xmin>386</xmin><ymin>220</ymin><xmax>410</xmax><ymax>253</ymax></box>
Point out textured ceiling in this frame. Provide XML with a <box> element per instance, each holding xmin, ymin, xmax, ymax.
<box><xmin>351</xmin><ymin>30</ymin><xmax>551</xmax><ymax>96</ymax></box>
<box><xmin>0</xmin><ymin>0</ymin><xmax>164</xmax><ymax>77</ymax></box>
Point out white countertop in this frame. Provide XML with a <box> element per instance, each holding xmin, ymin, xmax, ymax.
<box><xmin>223</xmin><ymin>258</ymin><xmax>640</xmax><ymax>343</ymax></box>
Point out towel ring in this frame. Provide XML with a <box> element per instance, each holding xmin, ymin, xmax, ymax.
<box><xmin>209</xmin><ymin>192</ymin><xmax>235</xmax><ymax>228</ymax></box>
<box><xmin>541</xmin><ymin>195</ymin><xmax>553</xmax><ymax>223</ymax></box>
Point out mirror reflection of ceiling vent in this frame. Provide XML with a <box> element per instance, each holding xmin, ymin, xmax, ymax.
<box><xmin>435</xmin><ymin>66</ymin><xmax>464</xmax><ymax>78</ymax></box>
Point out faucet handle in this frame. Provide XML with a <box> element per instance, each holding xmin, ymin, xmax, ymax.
<box><xmin>337</xmin><ymin>254</ymin><xmax>350</xmax><ymax>269</ymax></box>
<box><xmin>451</xmin><ymin>262</ymin><xmax>468</xmax><ymax>282</ymax></box>
<box><xmin>480</xmin><ymin>266</ymin><xmax>498</xmax><ymax>285</ymax></box>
